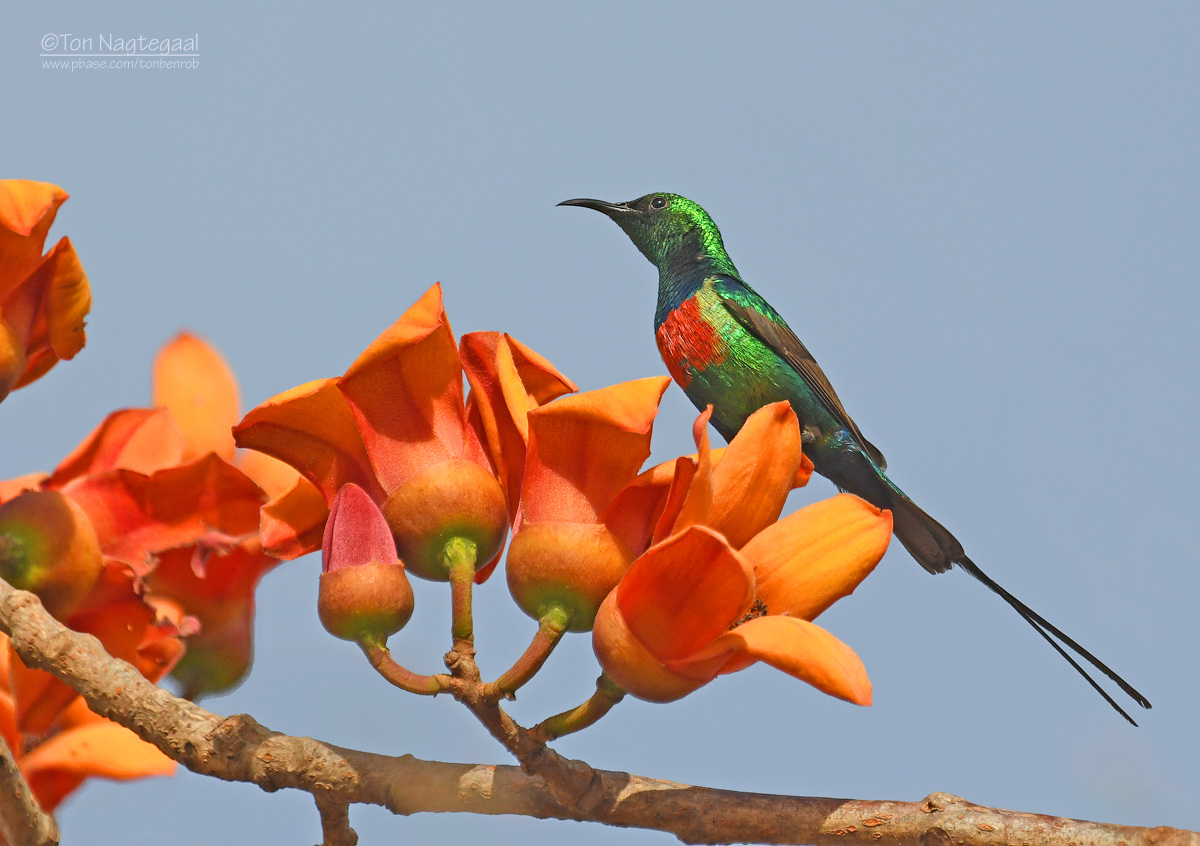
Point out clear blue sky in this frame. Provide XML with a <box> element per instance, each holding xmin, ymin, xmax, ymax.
<box><xmin>4</xmin><ymin>3</ymin><xmax>1198</xmax><ymax>843</ymax></box>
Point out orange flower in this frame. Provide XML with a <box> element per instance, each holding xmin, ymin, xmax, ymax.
<box><xmin>0</xmin><ymin>635</ymin><xmax>174</xmax><ymax>815</ymax></box>
<box><xmin>590</xmin><ymin>403</ymin><xmax>893</xmax><ymax>703</ymax></box>
<box><xmin>504</xmin><ymin>377</ymin><xmax>671</xmax><ymax>630</ymax></box>
<box><xmin>592</xmin><ymin>525</ymin><xmax>874</xmax><ymax>704</ymax></box>
<box><xmin>0</xmin><ymin>332</ymin><xmax>285</xmax><ymax>699</ymax></box>
<box><xmin>0</xmin><ymin>180</ymin><xmax>91</xmax><ymax>401</ymax></box>
<box><xmin>234</xmin><ymin>285</ymin><xmax>566</xmax><ymax>583</ymax></box>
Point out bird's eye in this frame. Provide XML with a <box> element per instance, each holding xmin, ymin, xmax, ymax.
<box><xmin>650</xmin><ymin>196</ymin><xmax>668</xmax><ymax>210</ymax></box>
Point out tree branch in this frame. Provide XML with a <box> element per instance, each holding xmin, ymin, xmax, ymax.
<box><xmin>0</xmin><ymin>579</ymin><xmax>1193</xmax><ymax>846</ymax></box>
<box><xmin>0</xmin><ymin>728</ymin><xmax>59</xmax><ymax>846</ymax></box>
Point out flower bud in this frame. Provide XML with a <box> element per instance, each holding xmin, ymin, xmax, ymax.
<box><xmin>506</xmin><ymin>521</ymin><xmax>632</xmax><ymax>632</ymax></box>
<box><xmin>380</xmin><ymin>459</ymin><xmax>507</xmax><ymax>581</ymax></box>
<box><xmin>318</xmin><ymin>484</ymin><xmax>414</xmax><ymax>644</ymax></box>
<box><xmin>0</xmin><ymin>490</ymin><xmax>102</xmax><ymax>618</ymax></box>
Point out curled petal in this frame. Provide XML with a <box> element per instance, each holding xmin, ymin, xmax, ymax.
<box><xmin>0</xmin><ymin>181</ymin><xmax>68</xmax><ymax>301</ymax></box>
<box><xmin>153</xmin><ymin>332</ymin><xmax>239</xmax><ymax>462</ymax></box>
<box><xmin>337</xmin><ymin>284</ymin><xmax>468</xmax><ymax>492</ymax></box>
<box><xmin>21</xmin><ymin>237</ymin><xmax>90</xmax><ymax>367</ymax></box>
<box><xmin>742</xmin><ymin>494</ymin><xmax>892</xmax><ymax>621</ymax></box>
<box><xmin>236</xmin><ymin>448</ymin><xmax>300</xmax><ymax>499</ymax></box>
<box><xmin>616</xmin><ymin>525</ymin><xmax>754</xmax><ymax>662</ymax></box>
<box><xmin>616</xmin><ymin>435</ymin><xmax>811</xmax><ymax>540</ymax></box>
<box><xmin>48</xmin><ymin>408</ymin><xmax>184</xmax><ymax>485</ymax></box>
<box><xmin>700</xmin><ymin>615</ymin><xmax>872</xmax><ymax>705</ymax></box>
<box><xmin>647</xmin><ymin>457</ymin><xmax>698</xmax><ymax>548</ymax></box>
<box><xmin>592</xmin><ymin>589</ymin><xmax>709</xmax><ymax>703</ymax></box>
<box><xmin>658</xmin><ymin>407</ymin><xmax>714</xmax><ymax>539</ymax></box>
<box><xmin>259</xmin><ymin>476</ymin><xmax>328</xmax><ymax>560</ymax></box>
<box><xmin>600</xmin><ymin>457</ymin><xmax>683</xmax><ymax>558</ymax></box>
<box><xmin>461</xmin><ymin>331</ymin><xmax>575</xmax><ymax>520</ymax></box>
<box><xmin>707</xmin><ymin>402</ymin><xmax>802</xmax><ymax>548</ymax></box>
<box><xmin>522</xmin><ymin>377</ymin><xmax>670</xmax><ymax>524</ymax></box>
<box><xmin>234</xmin><ymin>378</ymin><xmax>383</xmax><ymax>504</ymax></box>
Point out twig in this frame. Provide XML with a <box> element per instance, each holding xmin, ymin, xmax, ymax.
<box><xmin>314</xmin><ymin>792</ymin><xmax>357</xmax><ymax>846</ymax></box>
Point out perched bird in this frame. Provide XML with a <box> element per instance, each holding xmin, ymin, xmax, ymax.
<box><xmin>560</xmin><ymin>192</ymin><xmax>1150</xmax><ymax>724</ymax></box>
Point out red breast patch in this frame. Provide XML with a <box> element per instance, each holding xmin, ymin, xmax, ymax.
<box><xmin>655</xmin><ymin>295</ymin><xmax>726</xmax><ymax>389</ymax></box>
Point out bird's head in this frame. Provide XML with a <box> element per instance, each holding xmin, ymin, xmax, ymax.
<box><xmin>558</xmin><ymin>193</ymin><xmax>732</xmax><ymax>275</ymax></box>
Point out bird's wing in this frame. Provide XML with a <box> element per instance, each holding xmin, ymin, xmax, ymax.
<box><xmin>721</xmin><ymin>298</ymin><xmax>888</xmax><ymax>469</ymax></box>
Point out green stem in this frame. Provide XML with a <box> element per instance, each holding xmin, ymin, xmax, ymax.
<box><xmin>359</xmin><ymin>641</ymin><xmax>447</xmax><ymax>696</ymax></box>
<box><xmin>492</xmin><ymin>605</ymin><xmax>572</xmax><ymax>697</ymax></box>
<box><xmin>533</xmin><ymin>673</ymin><xmax>626</xmax><ymax>741</ymax></box>
<box><xmin>444</xmin><ymin>537</ymin><xmax>478</xmax><ymax>645</ymax></box>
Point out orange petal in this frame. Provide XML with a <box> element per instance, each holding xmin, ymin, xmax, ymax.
<box><xmin>8</xmin><ymin>646</ymin><xmax>79</xmax><ymax>735</ymax></box>
<box><xmin>146</xmin><ymin>541</ymin><xmax>277</xmax><ymax>697</ymax></box>
<box><xmin>741</xmin><ymin>494</ymin><xmax>892</xmax><ymax>621</ymax></box>
<box><xmin>0</xmin><ymin>688</ymin><xmax>17</xmax><ymax>755</ymax></box>
<box><xmin>522</xmin><ymin>377</ymin><xmax>670</xmax><ymax>524</ymax></box>
<box><xmin>70</xmin><ymin>596</ymin><xmax>184</xmax><ymax>684</ymax></box>
<box><xmin>616</xmin><ymin>525</ymin><xmax>754</xmax><ymax>661</ymax></box>
<box><xmin>59</xmin><ymin>455</ymin><xmax>264</xmax><ymax>572</ymax></box>
<box><xmin>461</xmin><ymin>331</ymin><xmax>576</xmax><ymax>521</ymax></box>
<box><xmin>0</xmin><ymin>181</ymin><xmax>68</xmax><ymax>301</ymax></box>
<box><xmin>236</xmin><ymin>448</ymin><xmax>300</xmax><ymax>499</ymax></box>
<box><xmin>661</xmin><ymin>407</ymin><xmax>715</xmax><ymax>538</ymax></box>
<box><xmin>337</xmin><ymin>284</ymin><xmax>467</xmax><ymax>492</ymax></box>
<box><xmin>22</xmin><ymin>719</ymin><xmax>175</xmax><ymax>784</ymax></box>
<box><xmin>26</xmin><ymin>236</ymin><xmax>90</xmax><ymax>365</ymax></box>
<box><xmin>153</xmin><ymin>332</ymin><xmax>239</xmax><ymax>462</ymax></box>
<box><xmin>47</xmin><ymin>408</ymin><xmax>184</xmax><ymax>485</ymax></box>
<box><xmin>599</xmin><ymin>459</ymin><xmax>680</xmax><ymax>558</ymax></box>
<box><xmin>647</xmin><ymin>457</ymin><xmax>698</xmax><ymax>547</ymax></box>
<box><xmin>505</xmin><ymin>334</ymin><xmax>578</xmax><ymax>406</ymax></box>
<box><xmin>234</xmin><ymin>378</ymin><xmax>383</xmax><ymax>504</ymax></box>
<box><xmin>0</xmin><ymin>473</ymin><xmax>48</xmax><ymax>504</ymax></box>
<box><xmin>592</xmin><ymin>588</ymin><xmax>710</xmax><ymax>702</ymax></box>
<box><xmin>707</xmin><ymin>402</ymin><xmax>802</xmax><ymax>548</ymax></box>
<box><xmin>259</xmin><ymin>476</ymin><xmax>328</xmax><ymax>559</ymax></box>
<box><xmin>704</xmin><ymin>615</ymin><xmax>872</xmax><ymax>705</ymax></box>
<box><xmin>621</xmin><ymin>438</ymin><xmax>810</xmax><ymax>510</ymax></box>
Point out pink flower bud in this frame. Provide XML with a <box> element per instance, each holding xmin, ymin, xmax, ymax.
<box><xmin>318</xmin><ymin>484</ymin><xmax>414</xmax><ymax>644</ymax></box>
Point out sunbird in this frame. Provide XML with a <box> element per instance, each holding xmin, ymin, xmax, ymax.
<box><xmin>560</xmin><ymin>192</ymin><xmax>1150</xmax><ymax>724</ymax></box>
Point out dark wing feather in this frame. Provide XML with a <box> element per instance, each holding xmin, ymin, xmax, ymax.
<box><xmin>721</xmin><ymin>298</ymin><xmax>887</xmax><ymax>469</ymax></box>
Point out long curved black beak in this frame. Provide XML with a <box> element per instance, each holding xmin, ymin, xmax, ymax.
<box><xmin>557</xmin><ymin>198</ymin><xmax>631</xmax><ymax>216</ymax></box>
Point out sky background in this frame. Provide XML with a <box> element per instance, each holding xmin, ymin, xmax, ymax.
<box><xmin>3</xmin><ymin>3</ymin><xmax>1198</xmax><ymax>843</ymax></box>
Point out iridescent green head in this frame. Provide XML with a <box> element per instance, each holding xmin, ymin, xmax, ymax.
<box><xmin>559</xmin><ymin>193</ymin><xmax>738</xmax><ymax>278</ymax></box>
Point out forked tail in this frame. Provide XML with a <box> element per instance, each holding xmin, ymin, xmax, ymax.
<box><xmin>885</xmin><ymin>481</ymin><xmax>1151</xmax><ymax>725</ymax></box>
<box><xmin>827</xmin><ymin>444</ymin><xmax>1151</xmax><ymax>725</ymax></box>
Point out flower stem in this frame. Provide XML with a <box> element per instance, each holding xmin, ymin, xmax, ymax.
<box><xmin>443</xmin><ymin>537</ymin><xmax>478</xmax><ymax>645</ymax></box>
<box><xmin>491</xmin><ymin>605</ymin><xmax>572</xmax><ymax>697</ymax></box>
<box><xmin>533</xmin><ymin>673</ymin><xmax>626</xmax><ymax>741</ymax></box>
<box><xmin>359</xmin><ymin>640</ymin><xmax>447</xmax><ymax>696</ymax></box>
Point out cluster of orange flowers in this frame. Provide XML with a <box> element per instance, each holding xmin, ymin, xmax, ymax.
<box><xmin>0</xmin><ymin>180</ymin><xmax>298</xmax><ymax>814</ymax></box>
<box><xmin>234</xmin><ymin>282</ymin><xmax>894</xmax><ymax>704</ymax></box>
<box><xmin>0</xmin><ymin>179</ymin><xmax>894</xmax><ymax>820</ymax></box>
